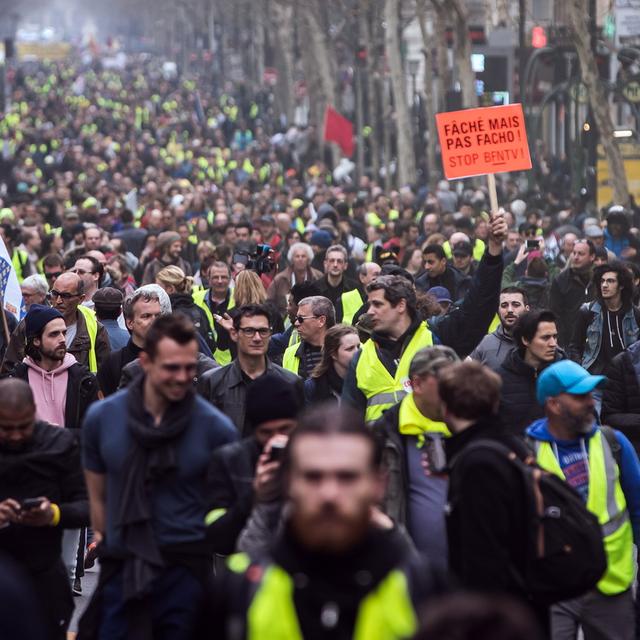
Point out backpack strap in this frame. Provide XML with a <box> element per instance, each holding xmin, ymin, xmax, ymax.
<box><xmin>600</xmin><ymin>425</ymin><xmax>622</xmax><ymax>468</ymax></box>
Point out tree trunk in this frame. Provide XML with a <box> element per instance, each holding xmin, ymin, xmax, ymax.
<box><xmin>416</xmin><ymin>0</ymin><xmax>438</xmax><ymax>185</ymax></box>
<box><xmin>567</xmin><ymin>0</ymin><xmax>629</xmax><ymax>206</ymax></box>
<box><xmin>384</xmin><ymin>0</ymin><xmax>417</xmax><ymax>185</ymax></box>
<box><xmin>300</xmin><ymin>0</ymin><xmax>339</xmax><ymax>166</ymax></box>
<box><xmin>382</xmin><ymin>75</ymin><xmax>393</xmax><ymax>190</ymax></box>
<box><xmin>271</xmin><ymin>0</ymin><xmax>295</xmax><ymax>125</ymax></box>
<box><xmin>365</xmin><ymin>2</ymin><xmax>381</xmax><ymax>180</ymax></box>
<box><xmin>450</xmin><ymin>0</ymin><xmax>477</xmax><ymax>108</ymax></box>
<box><xmin>431</xmin><ymin>0</ymin><xmax>450</xmax><ymax>112</ymax></box>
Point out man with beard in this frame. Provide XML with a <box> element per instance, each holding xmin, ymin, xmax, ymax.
<box><xmin>0</xmin><ymin>378</ymin><xmax>89</xmax><ymax>639</ymax></box>
<box><xmin>469</xmin><ymin>287</ymin><xmax>530</xmax><ymax>370</ymax></box>
<box><xmin>79</xmin><ymin>315</ymin><xmax>237</xmax><ymax>639</ymax></box>
<box><xmin>213</xmin><ymin>406</ymin><xmax>446</xmax><ymax>638</ymax></box>
<box><xmin>527</xmin><ymin>361</ymin><xmax>640</xmax><ymax>639</ymax></box>
<box><xmin>142</xmin><ymin>231</ymin><xmax>192</xmax><ymax>285</ymax></box>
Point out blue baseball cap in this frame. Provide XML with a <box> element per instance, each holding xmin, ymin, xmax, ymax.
<box><xmin>536</xmin><ymin>360</ymin><xmax>606</xmax><ymax>405</ymax></box>
<box><xmin>429</xmin><ymin>286</ymin><xmax>452</xmax><ymax>304</ymax></box>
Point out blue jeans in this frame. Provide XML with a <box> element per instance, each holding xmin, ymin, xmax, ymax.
<box><xmin>99</xmin><ymin>565</ymin><xmax>204</xmax><ymax>640</ymax></box>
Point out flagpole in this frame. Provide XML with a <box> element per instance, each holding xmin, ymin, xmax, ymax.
<box><xmin>0</xmin><ymin>293</ymin><xmax>11</xmax><ymax>348</ymax></box>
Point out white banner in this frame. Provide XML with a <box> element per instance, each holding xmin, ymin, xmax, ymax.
<box><xmin>0</xmin><ymin>236</ymin><xmax>24</xmax><ymax>321</ymax></box>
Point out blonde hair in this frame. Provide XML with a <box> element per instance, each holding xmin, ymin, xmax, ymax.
<box><xmin>156</xmin><ymin>265</ymin><xmax>194</xmax><ymax>295</ymax></box>
<box><xmin>234</xmin><ymin>270</ymin><xmax>266</xmax><ymax>306</ymax></box>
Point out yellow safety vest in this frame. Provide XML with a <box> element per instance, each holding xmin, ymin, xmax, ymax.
<box><xmin>11</xmin><ymin>249</ymin><xmax>28</xmax><ymax>283</ymax></box>
<box><xmin>192</xmin><ymin>289</ymin><xmax>235</xmax><ymax>365</ymax></box>
<box><xmin>356</xmin><ymin>322</ymin><xmax>434</xmax><ymax>422</ymax></box>
<box><xmin>76</xmin><ymin>305</ymin><xmax>98</xmax><ymax>373</ymax></box>
<box><xmin>443</xmin><ymin>238</ymin><xmax>485</xmax><ymax>262</ymax></box>
<box><xmin>228</xmin><ymin>557</ymin><xmax>417</xmax><ymax>640</ymax></box>
<box><xmin>288</xmin><ymin>328</ymin><xmax>300</xmax><ymax>347</ymax></box>
<box><xmin>282</xmin><ymin>342</ymin><xmax>301</xmax><ymax>376</ymax></box>
<box><xmin>487</xmin><ymin>313</ymin><xmax>501</xmax><ymax>334</ymax></box>
<box><xmin>340</xmin><ymin>289</ymin><xmax>364</xmax><ymax>325</ymax></box>
<box><xmin>534</xmin><ymin>430</ymin><xmax>634</xmax><ymax>595</ymax></box>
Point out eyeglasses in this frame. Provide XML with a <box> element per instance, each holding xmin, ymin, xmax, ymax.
<box><xmin>49</xmin><ymin>290</ymin><xmax>81</xmax><ymax>300</ymax></box>
<box><xmin>294</xmin><ymin>315</ymin><xmax>320</xmax><ymax>324</ymax></box>
<box><xmin>45</xmin><ymin>271</ymin><xmax>63</xmax><ymax>281</ymax></box>
<box><xmin>238</xmin><ymin>327</ymin><xmax>272</xmax><ymax>338</ymax></box>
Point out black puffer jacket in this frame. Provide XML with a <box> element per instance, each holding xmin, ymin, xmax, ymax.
<box><xmin>601</xmin><ymin>341</ymin><xmax>640</xmax><ymax>453</ymax></box>
<box><xmin>496</xmin><ymin>348</ymin><xmax>566</xmax><ymax>435</ymax></box>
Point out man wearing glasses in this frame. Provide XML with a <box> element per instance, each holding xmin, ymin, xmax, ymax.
<box><xmin>199</xmin><ymin>304</ymin><xmax>303</xmax><ymax>434</ymax></box>
<box><xmin>71</xmin><ymin>255</ymin><xmax>103</xmax><ymax>309</ymax></box>
<box><xmin>282</xmin><ymin>295</ymin><xmax>335</xmax><ymax>380</ymax></box>
<box><xmin>1</xmin><ymin>272</ymin><xmax>111</xmax><ymax>375</ymax></box>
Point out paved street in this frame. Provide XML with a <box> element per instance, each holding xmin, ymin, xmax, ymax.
<box><xmin>68</xmin><ymin>566</ymin><xmax>98</xmax><ymax>638</ymax></box>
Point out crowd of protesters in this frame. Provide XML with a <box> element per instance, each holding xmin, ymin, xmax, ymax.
<box><xmin>1</xmin><ymin>55</ymin><xmax>640</xmax><ymax>640</ymax></box>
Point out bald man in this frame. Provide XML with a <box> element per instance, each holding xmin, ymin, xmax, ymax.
<box><xmin>0</xmin><ymin>378</ymin><xmax>89</xmax><ymax>639</ymax></box>
<box><xmin>1</xmin><ymin>272</ymin><xmax>111</xmax><ymax>374</ymax></box>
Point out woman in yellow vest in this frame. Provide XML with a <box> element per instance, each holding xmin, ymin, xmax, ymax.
<box><xmin>527</xmin><ymin>360</ymin><xmax>640</xmax><ymax>636</ymax></box>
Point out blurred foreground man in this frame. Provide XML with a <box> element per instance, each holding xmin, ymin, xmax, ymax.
<box><xmin>213</xmin><ymin>406</ymin><xmax>446</xmax><ymax>639</ymax></box>
<box><xmin>80</xmin><ymin>315</ymin><xmax>237</xmax><ymax>639</ymax></box>
<box><xmin>0</xmin><ymin>379</ymin><xmax>88</xmax><ymax>640</ymax></box>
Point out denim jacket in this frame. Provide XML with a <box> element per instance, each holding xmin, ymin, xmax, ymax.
<box><xmin>582</xmin><ymin>301</ymin><xmax>640</xmax><ymax>371</ymax></box>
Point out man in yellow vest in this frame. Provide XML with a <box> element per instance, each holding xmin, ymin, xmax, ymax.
<box><xmin>192</xmin><ymin>261</ymin><xmax>234</xmax><ymax>365</ymax></box>
<box><xmin>527</xmin><ymin>360</ymin><xmax>640</xmax><ymax>639</ymax></box>
<box><xmin>336</xmin><ymin>261</ymin><xmax>380</xmax><ymax>325</ymax></box>
<box><xmin>282</xmin><ymin>296</ymin><xmax>334</xmax><ymax>379</ymax></box>
<box><xmin>213</xmin><ymin>406</ymin><xmax>445</xmax><ymax>638</ymax></box>
<box><xmin>373</xmin><ymin>346</ymin><xmax>459</xmax><ymax>565</ymax></box>
<box><xmin>2</xmin><ymin>272</ymin><xmax>110</xmax><ymax>375</ymax></box>
<box><xmin>342</xmin><ymin>209</ymin><xmax>507</xmax><ymax>423</ymax></box>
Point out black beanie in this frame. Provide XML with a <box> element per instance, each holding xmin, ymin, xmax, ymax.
<box><xmin>246</xmin><ymin>373</ymin><xmax>302</xmax><ymax>428</ymax></box>
<box><xmin>25</xmin><ymin>304</ymin><xmax>64</xmax><ymax>338</ymax></box>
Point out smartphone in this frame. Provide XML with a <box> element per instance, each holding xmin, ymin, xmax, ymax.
<box><xmin>422</xmin><ymin>437</ymin><xmax>448</xmax><ymax>475</ymax></box>
<box><xmin>268</xmin><ymin>441</ymin><xmax>287</xmax><ymax>463</ymax></box>
<box><xmin>526</xmin><ymin>239</ymin><xmax>540</xmax><ymax>250</ymax></box>
<box><xmin>20</xmin><ymin>498</ymin><xmax>45</xmax><ymax>511</ymax></box>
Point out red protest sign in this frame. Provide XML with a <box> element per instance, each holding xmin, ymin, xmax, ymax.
<box><xmin>435</xmin><ymin>104</ymin><xmax>532</xmax><ymax>180</ymax></box>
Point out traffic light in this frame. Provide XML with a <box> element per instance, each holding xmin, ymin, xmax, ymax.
<box><xmin>532</xmin><ymin>27</ymin><xmax>547</xmax><ymax>49</ymax></box>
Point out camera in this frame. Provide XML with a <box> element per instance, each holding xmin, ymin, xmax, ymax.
<box><xmin>233</xmin><ymin>244</ymin><xmax>274</xmax><ymax>275</ymax></box>
<box><xmin>526</xmin><ymin>239</ymin><xmax>540</xmax><ymax>250</ymax></box>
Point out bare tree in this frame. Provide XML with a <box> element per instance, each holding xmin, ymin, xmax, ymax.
<box><xmin>384</xmin><ymin>0</ymin><xmax>417</xmax><ymax>185</ymax></box>
<box><xmin>299</xmin><ymin>0</ymin><xmax>340</xmax><ymax>164</ymax></box>
<box><xmin>429</xmin><ymin>0</ymin><xmax>451</xmax><ymax>112</ymax></box>
<box><xmin>566</xmin><ymin>0</ymin><xmax>629</xmax><ymax>206</ymax></box>
<box><xmin>416</xmin><ymin>0</ymin><xmax>438</xmax><ymax>184</ymax></box>
<box><xmin>450</xmin><ymin>0</ymin><xmax>477</xmax><ymax>108</ymax></box>
<box><xmin>271</xmin><ymin>0</ymin><xmax>296</xmax><ymax>124</ymax></box>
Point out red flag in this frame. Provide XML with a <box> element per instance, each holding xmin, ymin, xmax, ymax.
<box><xmin>323</xmin><ymin>106</ymin><xmax>354</xmax><ymax>158</ymax></box>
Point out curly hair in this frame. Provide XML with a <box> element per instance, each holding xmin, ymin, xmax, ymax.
<box><xmin>593</xmin><ymin>261</ymin><xmax>635</xmax><ymax>309</ymax></box>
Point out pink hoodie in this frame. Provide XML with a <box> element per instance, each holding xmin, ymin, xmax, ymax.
<box><xmin>25</xmin><ymin>353</ymin><xmax>77</xmax><ymax>428</ymax></box>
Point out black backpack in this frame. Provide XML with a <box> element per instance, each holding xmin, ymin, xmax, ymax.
<box><xmin>454</xmin><ymin>439</ymin><xmax>607</xmax><ymax>605</ymax></box>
